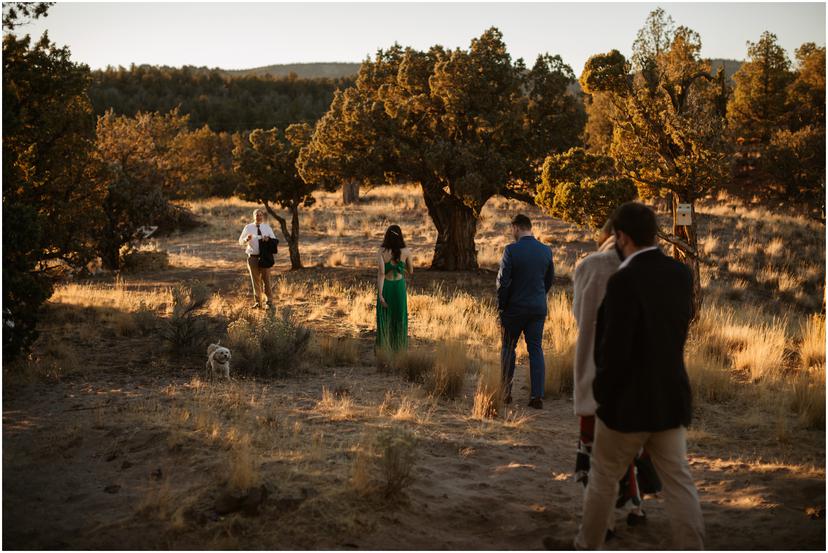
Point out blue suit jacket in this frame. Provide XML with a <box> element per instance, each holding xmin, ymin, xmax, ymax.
<box><xmin>496</xmin><ymin>236</ymin><xmax>555</xmax><ymax>316</ymax></box>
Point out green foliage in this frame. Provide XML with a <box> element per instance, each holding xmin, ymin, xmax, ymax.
<box><xmin>728</xmin><ymin>31</ymin><xmax>793</xmax><ymax>142</ymax></box>
<box><xmin>2</xmin><ymin>19</ymin><xmax>102</xmax><ymax>360</ymax></box>
<box><xmin>536</xmin><ymin>148</ymin><xmax>636</xmax><ymax>229</ymax></box>
<box><xmin>2</xmin><ymin>204</ymin><xmax>52</xmax><ymax>361</ymax></box>
<box><xmin>168</xmin><ymin>124</ymin><xmax>241</xmax><ymax>198</ymax></box>
<box><xmin>2</xmin><ymin>2</ymin><xmax>51</xmax><ymax>30</ymax></box>
<box><xmin>786</xmin><ymin>43</ymin><xmax>826</xmax><ymax>131</ymax></box>
<box><xmin>304</xmin><ymin>28</ymin><xmax>584</xmax><ymax>269</ymax></box>
<box><xmin>583</xmin><ymin>91</ymin><xmax>615</xmax><ymax>154</ymax></box>
<box><xmin>762</xmin><ymin>125</ymin><xmax>826</xmax><ymax>212</ymax></box>
<box><xmin>226</xmin><ymin>308</ymin><xmax>312</xmax><ymax>377</ymax></box>
<box><xmin>88</xmin><ymin>65</ymin><xmax>351</xmax><ymax>133</ymax></box>
<box><xmin>297</xmin><ymin>87</ymin><xmax>396</xmax><ymax>193</ymax></box>
<box><xmin>580</xmin><ymin>49</ymin><xmax>629</xmax><ymax>95</ymax></box>
<box><xmin>159</xmin><ymin>282</ymin><xmax>211</xmax><ymax>354</ymax></box>
<box><xmin>233</xmin><ymin>123</ymin><xmax>315</xmax><ymax>269</ymax></box>
<box><xmin>579</xmin><ymin>9</ymin><xmax>730</xmax><ymax>312</ymax></box>
<box><xmin>92</xmin><ymin>110</ymin><xmax>179</xmax><ymax>269</ymax></box>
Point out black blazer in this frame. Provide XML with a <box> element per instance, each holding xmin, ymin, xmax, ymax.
<box><xmin>593</xmin><ymin>248</ymin><xmax>694</xmax><ymax>433</ymax></box>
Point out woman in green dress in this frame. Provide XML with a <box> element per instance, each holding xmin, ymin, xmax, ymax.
<box><xmin>376</xmin><ymin>225</ymin><xmax>412</xmax><ymax>352</ymax></box>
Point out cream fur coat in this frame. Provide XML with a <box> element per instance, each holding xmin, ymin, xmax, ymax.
<box><xmin>572</xmin><ymin>237</ymin><xmax>620</xmax><ymax>416</ymax></box>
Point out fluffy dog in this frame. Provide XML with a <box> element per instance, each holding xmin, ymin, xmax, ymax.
<box><xmin>206</xmin><ymin>343</ymin><xmax>232</xmax><ymax>380</ymax></box>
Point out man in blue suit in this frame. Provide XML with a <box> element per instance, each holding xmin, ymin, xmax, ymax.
<box><xmin>497</xmin><ymin>214</ymin><xmax>555</xmax><ymax>409</ymax></box>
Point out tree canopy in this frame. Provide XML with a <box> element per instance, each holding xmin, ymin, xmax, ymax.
<box><xmin>728</xmin><ymin>31</ymin><xmax>794</xmax><ymax>143</ymax></box>
<box><xmin>580</xmin><ymin>10</ymin><xmax>730</xmax><ymax>310</ymax></box>
<box><xmin>301</xmin><ymin>28</ymin><xmax>585</xmax><ymax>269</ymax></box>
<box><xmin>88</xmin><ymin>65</ymin><xmax>352</xmax><ymax>133</ymax></box>
<box><xmin>3</xmin><ymin>25</ymin><xmax>102</xmax><ymax>360</ymax></box>
<box><xmin>535</xmin><ymin>147</ymin><xmax>636</xmax><ymax>230</ymax></box>
<box><xmin>233</xmin><ymin>124</ymin><xmax>316</xmax><ymax>269</ymax></box>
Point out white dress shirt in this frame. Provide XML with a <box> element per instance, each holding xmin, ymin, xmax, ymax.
<box><xmin>618</xmin><ymin>246</ymin><xmax>659</xmax><ymax>269</ymax></box>
<box><xmin>238</xmin><ymin>222</ymin><xmax>277</xmax><ymax>255</ymax></box>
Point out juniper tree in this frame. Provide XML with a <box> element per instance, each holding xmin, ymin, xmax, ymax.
<box><xmin>301</xmin><ymin>29</ymin><xmax>584</xmax><ymax>269</ymax></box>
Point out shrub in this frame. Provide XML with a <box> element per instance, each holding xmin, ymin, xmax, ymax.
<box><xmin>159</xmin><ymin>281</ymin><xmax>210</xmax><ymax>354</ymax></box>
<box><xmin>424</xmin><ymin>341</ymin><xmax>468</xmax><ymax>400</ymax></box>
<box><xmin>121</xmin><ymin>249</ymin><xmax>170</xmax><ymax>273</ymax></box>
<box><xmin>133</xmin><ymin>301</ymin><xmax>159</xmax><ymax>335</ymax></box>
<box><xmin>316</xmin><ymin>335</ymin><xmax>361</xmax><ymax>366</ymax></box>
<box><xmin>399</xmin><ymin>349</ymin><xmax>436</xmax><ymax>383</ymax></box>
<box><xmin>375</xmin><ymin>426</ymin><xmax>417</xmax><ymax>499</ymax></box>
<box><xmin>226</xmin><ymin>308</ymin><xmax>311</xmax><ymax>377</ymax></box>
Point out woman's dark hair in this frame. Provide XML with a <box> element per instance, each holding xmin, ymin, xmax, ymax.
<box><xmin>381</xmin><ymin>225</ymin><xmax>406</xmax><ymax>262</ymax></box>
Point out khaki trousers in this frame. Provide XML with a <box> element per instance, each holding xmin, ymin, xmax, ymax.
<box><xmin>575</xmin><ymin>419</ymin><xmax>705</xmax><ymax>550</ymax></box>
<box><xmin>246</xmin><ymin>256</ymin><xmax>272</xmax><ymax>304</ymax></box>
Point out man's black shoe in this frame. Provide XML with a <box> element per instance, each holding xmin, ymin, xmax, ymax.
<box><xmin>528</xmin><ymin>397</ymin><xmax>543</xmax><ymax>409</ymax></box>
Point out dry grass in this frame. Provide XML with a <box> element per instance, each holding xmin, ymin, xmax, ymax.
<box><xmin>790</xmin><ymin>363</ymin><xmax>826</xmax><ymax>429</ymax></box>
<box><xmin>731</xmin><ymin>318</ymin><xmax>789</xmax><ymax>383</ymax></box>
<box><xmin>471</xmin><ymin>362</ymin><xmax>504</xmax><ymax>419</ymax></box>
<box><xmin>800</xmin><ymin>314</ymin><xmax>826</xmax><ymax>369</ymax></box>
<box><xmin>543</xmin><ymin>290</ymin><xmax>577</xmax><ymax>397</ymax></box>
<box><xmin>317</xmin><ymin>387</ymin><xmax>355</xmax><ymax>421</ymax></box>
<box><xmin>315</xmin><ymin>335</ymin><xmax>361</xmax><ymax>366</ymax></box>
<box><xmin>51</xmin><ymin>277</ymin><xmax>171</xmax><ymax>312</ymax></box>
<box><xmin>424</xmin><ymin>341</ymin><xmax>470</xmax><ymax>400</ymax></box>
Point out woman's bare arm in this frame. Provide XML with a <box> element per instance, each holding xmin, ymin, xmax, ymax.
<box><xmin>405</xmin><ymin>248</ymin><xmax>414</xmax><ymax>277</ymax></box>
<box><xmin>377</xmin><ymin>249</ymin><xmax>387</xmax><ymax>306</ymax></box>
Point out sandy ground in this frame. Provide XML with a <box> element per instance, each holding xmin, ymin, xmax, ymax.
<box><xmin>3</xmin><ymin>188</ymin><xmax>825</xmax><ymax>550</ymax></box>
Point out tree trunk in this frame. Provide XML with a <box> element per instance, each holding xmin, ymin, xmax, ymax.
<box><xmin>264</xmin><ymin>202</ymin><xmax>303</xmax><ymax>270</ymax></box>
<box><xmin>100</xmin><ymin>206</ymin><xmax>121</xmax><ymax>270</ymax></box>
<box><xmin>422</xmin><ymin>185</ymin><xmax>479</xmax><ymax>270</ymax></box>
<box><xmin>342</xmin><ymin>180</ymin><xmax>360</xmax><ymax>204</ymax></box>
<box><xmin>670</xmin><ymin>192</ymin><xmax>702</xmax><ymax>318</ymax></box>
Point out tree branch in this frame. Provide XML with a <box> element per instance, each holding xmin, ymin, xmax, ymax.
<box><xmin>500</xmin><ymin>188</ymin><xmax>535</xmax><ymax>204</ymax></box>
<box><xmin>657</xmin><ymin>231</ymin><xmax>697</xmax><ymax>257</ymax></box>
<box><xmin>262</xmin><ymin>201</ymin><xmax>290</xmax><ymax>244</ymax></box>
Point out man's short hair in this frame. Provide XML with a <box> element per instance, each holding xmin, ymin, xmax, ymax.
<box><xmin>511</xmin><ymin>214</ymin><xmax>532</xmax><ymax>230</ymax></box>
<box><xmin>610</xmin><ymin>202</ymin><xmax>658</xmax><ymax>246</ymax></box>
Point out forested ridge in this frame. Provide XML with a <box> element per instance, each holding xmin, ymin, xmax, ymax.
<box><xmin>88</xmin><ymin>65</ymin><xmax>354</xmax><ymax>132</ymax></box>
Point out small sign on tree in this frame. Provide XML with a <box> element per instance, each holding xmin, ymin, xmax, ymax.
<box><xmin>676</xmin><ymin>203</ymin><xmax>692</xmax><ymax>226</ymax></box>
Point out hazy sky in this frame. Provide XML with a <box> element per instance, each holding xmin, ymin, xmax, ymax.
<box><xmin>18</xmin><ymin>2</ymin><xmax>826</xmax><ymax>72</ymax></box>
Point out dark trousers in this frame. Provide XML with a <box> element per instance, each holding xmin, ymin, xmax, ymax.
<box><xmin>500</xmin><ymin>313</ymin><xmax>546</xmax><ymax>399</ymax></box>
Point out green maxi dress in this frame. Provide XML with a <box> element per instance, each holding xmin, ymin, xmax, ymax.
<box><xmin>376</xmin><ymin>259</ymin><xmax>408</xmax><ymax>351</ymax></box>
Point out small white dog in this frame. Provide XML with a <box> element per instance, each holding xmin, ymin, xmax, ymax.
<box><xmin>206</xmin><ymin>343</ymin><xmax>232</xmax><ymax>380</ymax></box>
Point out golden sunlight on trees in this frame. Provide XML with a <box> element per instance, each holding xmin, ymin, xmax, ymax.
<box><xmin>233</xmin><ymin>124</ymin><xmax>315</xmax><ymax>270</ymax></box>
<box><xmin>535</xmin><ymin>147</ymin><xmax>636</xmax><ymax>230</ymax></box>
<box><xmin>302</xmin><ymin>28</ymin><xmax>585</xmax><ymax>270</ymax></box>
<box><xmin>580</xmin><ymin>10</ymin><xmax>729</xmax><ymax>311</ymax></box>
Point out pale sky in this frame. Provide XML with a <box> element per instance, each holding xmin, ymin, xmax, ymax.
<box><xmin>17</xmin><ymin>2</ymin><xmax>827</xmax><ymax>73</ymax></box>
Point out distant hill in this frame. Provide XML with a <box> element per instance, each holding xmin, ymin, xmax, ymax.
<box><xmin>708</xmin><ymin>58</ymin><xmax>743</xmax><ymax>82</ymax></box>
<box><xmin>220</xmin><ymin>62</ymin><xmax>361</xmax><ymax>79</ymax></box>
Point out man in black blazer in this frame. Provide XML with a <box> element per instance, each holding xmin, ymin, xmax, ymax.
<box><xmin>574</xmin><ymin>202</ymin><xmax>704</xmax><ymax>550</ymax></box>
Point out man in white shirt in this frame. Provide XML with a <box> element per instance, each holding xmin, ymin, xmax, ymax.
<box><xmin>238</xmin><ymin>208</ymin><xmax>277</xmax><ymax>308</ymax></box>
